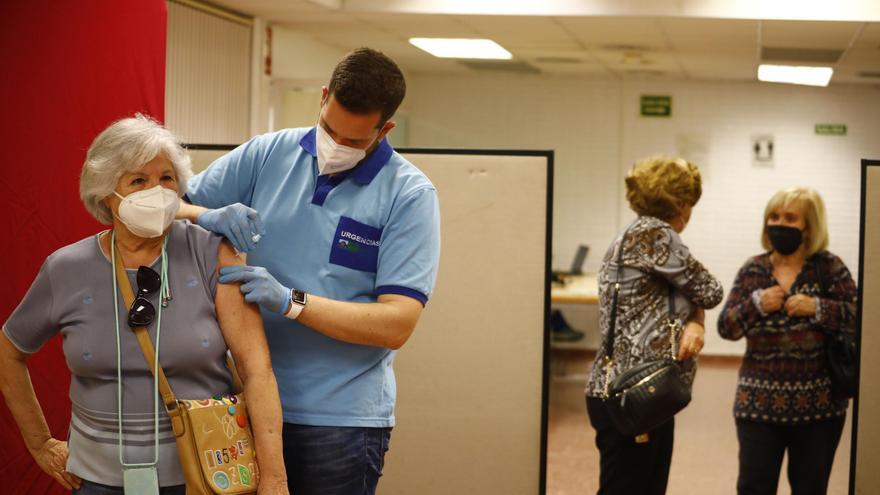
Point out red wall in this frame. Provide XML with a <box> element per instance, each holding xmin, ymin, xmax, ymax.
<box><xmin>0</xmin><ymin>2</ymin><xmax>167</xmax><ymax>492</ymax></box>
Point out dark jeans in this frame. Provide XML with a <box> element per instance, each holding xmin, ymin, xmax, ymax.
<box><xmin>282</xmin><ymin>423</ymin><xmax>392</xmax><ymax>495</ymax></box>
<box><xmin>736</xmin><ymin>416</ymin><xmax>846</xmax><ymax>495</ymax></box>
<box><xmin>74</xmin><ymin>479</ymin><xmax>185</xmax><ymax>495</ymax></box>
<box><xmin>586</xmin><ymin>396</ymin><xmax>675</xmax><ymax>495</ymax></box>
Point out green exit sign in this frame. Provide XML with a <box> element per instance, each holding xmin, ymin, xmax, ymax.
<box><xmin>641</xmin><ymin>95</ymin><xmax>672</xmax><ymax>117</ymax></box>
<box><xmin>815</xmin><ymin>124</ymin><xmax>847</xmax><ymax>135</ymax></box>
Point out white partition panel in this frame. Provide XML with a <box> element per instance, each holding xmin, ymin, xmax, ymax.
<box><xmin>186</xmin><ymin>146</ymin><xmax>553</xmax><ymax>494</ymax></box>
<box><xmin>380</xmin><ymin>150</ymin><xmax>551</xmax><ymax>495</ymax></box>
<box><xmin>856</xmin><ymin>160</ymin><xmax>880</xmax><ymax>495</ymax></box>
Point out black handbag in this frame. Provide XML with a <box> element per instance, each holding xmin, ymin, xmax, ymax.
<box><xmin>600</xmin><ymin>228</ymin><xmax>692</xmax><ymax>437</ymax></box>
<box><xmin>814</xmin><ymin>257</ymin><xmax>858</xmax><ymax>399</ymax></box>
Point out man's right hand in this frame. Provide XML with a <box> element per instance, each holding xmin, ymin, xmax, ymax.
<box><xmin>760</xmin><ymin>285</ymin><xmax>786</xmax><ymax>313</ymax></box>
<box><xmin>197</xmin><ymin>203</ymin><xmax>266</xmax><ymax>252</ymax></box>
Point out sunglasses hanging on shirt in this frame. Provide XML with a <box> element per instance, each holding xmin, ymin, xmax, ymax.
<box><xmin>128</xmin><ymin>266</ymin><xmax>161</xmax><ymax>327</ymax></box>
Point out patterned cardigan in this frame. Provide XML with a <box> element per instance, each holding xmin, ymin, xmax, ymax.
<box><xmin>586</xmin><ymin>216</ymin><xmax>724</xmax><ymax>398</ymax></box>
<box><xmin>717</xmin><ymin>251</ymin><xmax>857</xmax><ymax>424</ymax></box>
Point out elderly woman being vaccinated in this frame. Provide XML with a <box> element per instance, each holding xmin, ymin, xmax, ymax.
<box><xmin>0</xmin><ymin>115</ymin><xmax>288</xmax><ymax>495</ymax></box>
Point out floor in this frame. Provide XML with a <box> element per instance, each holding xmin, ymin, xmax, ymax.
<box><xmin>546</xmin><ymin>352</ymin><xmax>852</xmax><ymax>495</ymax></box>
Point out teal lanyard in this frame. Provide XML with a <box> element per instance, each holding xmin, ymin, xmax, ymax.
<box><xmin>110</xmin><ymin>230</ymin><xmax>170</xmax><ymax>468</ymax></box>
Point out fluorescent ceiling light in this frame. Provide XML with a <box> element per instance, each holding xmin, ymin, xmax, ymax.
<box><xmin>757</xmin><ymin>64</ymin><xmax>833</xmax><ymax>87</ymax></box>
<box><xmin>409</xmin><ymin>38</ymin><xmax>512</xmax><ymax>59</ymax></box>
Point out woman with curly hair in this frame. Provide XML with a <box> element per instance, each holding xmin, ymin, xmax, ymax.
<box><xmin>585</xmin><ymin>156</ymin><xmax>724</xmax><ymax>495</ymax></box>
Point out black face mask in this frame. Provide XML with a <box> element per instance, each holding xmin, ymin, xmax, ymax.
<box><xmin>767</xmin><ymin>225</ymin><xmax>803</xmax><ymax>255</ymax></box>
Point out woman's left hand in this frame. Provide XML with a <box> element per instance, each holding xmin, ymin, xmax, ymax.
<box><xmin>257</xmin><ymin>478</ymin><xmax>290</xmax><ymax>495</ymax></box>
<box><xmin>677</xmin><ymin>321</ymin><xmax>705</xmax><ymax>361</ymax></box>
<box><xmin>784</xmin><ymin>294</ymin><xmax>817</xmax><ymax>317</ymax></box>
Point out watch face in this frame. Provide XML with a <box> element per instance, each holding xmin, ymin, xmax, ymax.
<box><xmin>292</xmin><ymin>290</ymin><xmax>307</xmax><ymax>305</ymax></box>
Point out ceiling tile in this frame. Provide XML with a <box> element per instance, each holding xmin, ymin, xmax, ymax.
<box><xmin>395</xmin><ymin>58</ymin><xmax>473</xmax><ymax>75</ymax></box>
<box><xmin>504</xmin><ymin>40</ymin><xmax>586</xmax><ymax>52</ymax></box>
<box><xmin>211</xmin><ymin>0</ymin><xmax>327</xmax><ymax>16</ymax></box>
<box><xmin>306</xmin><ymin>29</ymin><xmax>405</xmax><ymax>52</ymax></box>
<box><xmin>555</xmin><ymin>17</ymin><xmax>667</xmax><ymax>49</ymax></box>
<box><xmin>838</xmin><ymin>47</ymin><xmax>880</xmax><ymax>70</ymax></box>
<box><xmin>854</xmin><ymin>22</ymin><xmax>880</xmax><ymax>48</ymax></box>
<box><xmin>272</xmin><ymin>11</ymin><xmax>361</xmax><ymax>23</ymax></box>
<box><xmin>534</xmin><ymin>63</ymin><xmax>612</xmax><ymax>76</ymax></box>
<box><xmin>676</xmin><ymin>55</ymin><xmax>756</xmax><ymax>81</ymax></box>
<box><xmin>590</xmin><ymin>49</ymin><xmax>681</xmax><ymax>74</ymax></box>
<box><xmin>511</xmin><ymin>48</ymin><xmax>592</xmax><ymax>61</ymax></box>
<box><xmin>661</xmin><ymin>18</ymin><xmax>758</xmax><ymax>50</ymax></box>
<box><xmin>354</xmin><ymin>13</ymin><xmax>478</xmax><ymax>38</ymax></box>
<box><xmin>829</xmin><ymin>67</ymin><xmax>880</xmax><ymax>84</ymax></box>
<box><xmin>761</xmin><ymin>20</ymin><xmax>862</xmax><ymax>49</ymax></box>
<box><xmin>456</xmin><ymin>15</ymin><xmax>574</xmax><ymax>43</ymax></box>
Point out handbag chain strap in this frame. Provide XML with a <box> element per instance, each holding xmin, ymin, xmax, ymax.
<box><xmin>603</xmin><ymin>224</ymin><xmax>678</xmax><ymax>398</ymax></box>
<box><xmin>112</xmin><ymin>241</ymin><xmax>244</xmax><ymax>414</ymax></box>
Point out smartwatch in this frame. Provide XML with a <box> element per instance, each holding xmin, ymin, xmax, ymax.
<box><xmin>284</xmin><ymin>288</ymin><xmax>308</xmax><ymax>320</ymax></box>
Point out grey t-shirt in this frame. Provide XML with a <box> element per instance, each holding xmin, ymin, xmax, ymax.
<box><xmin>3</xmin><ymin>221</ymin><xmax>232</xmax><ymax>486</ymax></box>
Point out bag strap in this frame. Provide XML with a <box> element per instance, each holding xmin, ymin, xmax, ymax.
<box><xmin>228</xmin><ymin>355</ymin><xmax>244</xmax><ymax>395</ymax></box>
<box><xmin>666</xmin><ymin>284</ymin><xmax>678</xmax><ymax>356</ymax></box>
<box><xmin>112</xmin><ymin>241</ymin><xmax>180</xmax><ymax>412</ymax></box>
<box><xmin>604</xmin><ymin>229</ymin><xmax>629</xmax><ymax>361</ymax></box>
<box><xmin>113</xmin><ymin>242</ymin><xmax>245</xmax><ymax>402</ymax></box>
<box><xmin>603</xmin><ymin>225</ymin><xmax>678</xmax><ymax>395</ymax></box>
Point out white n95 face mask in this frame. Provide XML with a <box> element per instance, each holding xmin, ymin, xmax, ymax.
<box><xmin>114</xmin><ymin>185</ymin><xmax>180</xmax><ymax>238</ymax></box>
<box><xmin>316</xmin><ymin>123</ymin><xmax>368</xmax><ymax>175</ymax></box>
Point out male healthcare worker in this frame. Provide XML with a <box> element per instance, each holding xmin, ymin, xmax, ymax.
<box><xmin>178</xmin><ymin>48</ymin><xmax>440</xmax><ymax>495</ymax></box>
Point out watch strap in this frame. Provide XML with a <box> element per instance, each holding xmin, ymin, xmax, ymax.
<box><xmin>284</xmin><ymin>288</ymin><xmax>307</xmax><ymax>320</ymax></box>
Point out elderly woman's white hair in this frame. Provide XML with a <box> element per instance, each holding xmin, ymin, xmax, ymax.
<box><xmin>80</xmin><ymin>114</ymin><xmax>192</xmax><ymax>224</ymax></box>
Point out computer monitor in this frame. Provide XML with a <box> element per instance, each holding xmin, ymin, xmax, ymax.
<box><xmin>569</xmin><ymin>244</ymin><xmax>589</xmax><ymax>276</ymax></box>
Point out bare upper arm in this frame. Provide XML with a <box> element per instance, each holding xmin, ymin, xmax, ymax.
<box><xmin>0</xmin><ymin>329</ymin><xmax>29</xmax><ymax>364</ymax></box>
<box><xmin>214</xmin><ymin>241</ymin><xmax>271</xmax><ymax>375</ymax></box>
<box><xmin>214</xmin><ymin>240</ymin><xmax>251</xmax><ymax>325</ymax></box>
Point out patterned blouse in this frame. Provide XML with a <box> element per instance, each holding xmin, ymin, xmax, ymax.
<box><xmin>586</xmin><ymin>216</ymin><xmax>724</xmax><ymax>398</ymax></box>
<box><xmin>717</xmin><ymin>251</ymin><xmax>857</xmax><ymax>424</ymax></box>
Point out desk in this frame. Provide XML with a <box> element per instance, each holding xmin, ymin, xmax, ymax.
<box><xmin>551</xmin><ymin>274</ymin><xmax>599</xmax><ymax>305</ymax></box>
<box><xmin>550</xmin><ymin>275</ymin><xmax>599</xmax><ymax>379</ymax></box>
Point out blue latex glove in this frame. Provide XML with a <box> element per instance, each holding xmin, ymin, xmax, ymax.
<box><xmin>219</xmin><ymin>265</ymin><xmax>290</xmax><ymax>314</ymax></box>
<box><xmin>197</xmin><ymin>203</ymin><xmax>266</xmax><ymax>253</ymax></box>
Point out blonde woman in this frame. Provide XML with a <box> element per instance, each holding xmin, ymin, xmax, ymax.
<box><xmin>586</xmin><ymin>156</ymin><xmax>723</xmax><ymax>495</ymax></box>
<box><xmin>718</xmin><ymin>187</ymin><xmax>856</xmax><ymax>495</ymax></box>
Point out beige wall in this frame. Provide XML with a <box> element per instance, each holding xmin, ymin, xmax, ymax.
<box><xmin>405</xmin><ymin>73</ymin><xmax>880</xmax><ymax>356</ymax></box>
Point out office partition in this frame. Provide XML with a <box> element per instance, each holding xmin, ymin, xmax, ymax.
<box><xmin>855</xmin><ymin>159</ymin><xmax>880</xmax><ymax>495</ymax></box>
<box><xmin>382</xmin><ymin>149</ymin><xmax>552</xmax><ymax>495</ymax></box>
<box><xmin>187</xmin><ymin>146</ymin><xmax>553</xmax><ymax>494</ymax></box>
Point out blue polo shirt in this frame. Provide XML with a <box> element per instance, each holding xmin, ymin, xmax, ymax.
<box><xmin>186</xmin><ymin>127</ymin><xmax>440</xmax><ymax>427</ymax></box>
